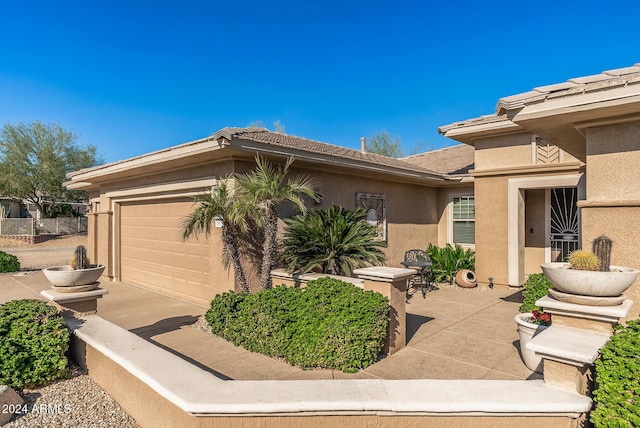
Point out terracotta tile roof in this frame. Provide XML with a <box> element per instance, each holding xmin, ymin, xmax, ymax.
<box><xmin>402</xmin><ymin>144</ymin><xmax>475</xmax><ymax>176</ymax></box>
<box><xmin>213</xmin><ymin>127</ymin><xmax>445</xmax><ymax>177</ymax></box>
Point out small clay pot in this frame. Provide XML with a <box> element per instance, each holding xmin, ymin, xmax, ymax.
<box><xmin>456</xmin><ymin>269</ymin><xmax>477</xmax><ymax>288</ymax></box>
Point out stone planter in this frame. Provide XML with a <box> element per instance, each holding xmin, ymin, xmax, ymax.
<box><xmin>43</xmin><ymin>265</ymin><xmax>106</xmax><ymax>288</ymax></box>
<box><xmin>541</xmin><ymin>262</ymin><xmax>640</xmax><ymax>297</ymax></box>
<box><xmin>515</xmin><ymin>312</ymin><xmax>548</xmax><ymax>373</ymax></box>
<box><xmin>455</xmin><ymin>269</ymin><xmax>477</xmax><ymax>288</ymax></box>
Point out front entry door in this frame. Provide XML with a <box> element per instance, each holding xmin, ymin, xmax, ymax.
<box><xmin>550</xmin><ymin>187</ymin><xmax>579</xmax><ymax>262</ymax></box>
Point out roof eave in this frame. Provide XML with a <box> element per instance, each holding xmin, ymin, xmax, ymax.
<box><xmin>439</xmin><ymin>118</ymin><xmax>524</xmax><ymax>145</ymax></box>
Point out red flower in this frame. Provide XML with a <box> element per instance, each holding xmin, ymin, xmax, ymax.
<box><xmin>531</xmin><ymin>310</ymin><xmax>551</xmax><ymax>325</ymax></box>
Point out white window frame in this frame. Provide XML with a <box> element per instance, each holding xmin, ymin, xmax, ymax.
<box><xmin>448</xmin><ymin>194</ymin><xmax>475</xmax><ymax>248</ymax></box>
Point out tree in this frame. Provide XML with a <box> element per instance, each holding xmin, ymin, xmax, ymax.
<box><xmin>181</xmin><ymin>179</ymin><xmax>249</xmax><ymax>293</ymax></box>
<box><xmin>235</xmin><ymin>155</ymin><xmax>318</xmax><ymax>290</ymax></box>
<box><xmin>280</xmin><ymin>205</ymin><xmax>387</xmax><ymax>276</ymax></box>
<box><xmin>0</xmin><ymin>122</ymin><xmax>101</xmax><ymax>218</ymax></box>
<box><xmin>366</xmin><ymin>131</ymin><xmax>404</xmax><ymax>158</ymax></box>
<box><xmin>246</xmin><ymin>120</ymin><xmax>285</xmax><ymax>132</ymax></box>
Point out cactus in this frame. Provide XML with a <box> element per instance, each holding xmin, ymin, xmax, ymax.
<box><xmin>568</xmin><ymin>250</ymin><xmax>600</xmax><ymax>271</ymax></box>
<box><xmin>71</xmin><ymin>245</ymin><xmax>89</xmax><ymax>270</ymax></box>
<box><xmin>592</xmin><ymin>235</ymin><xmax>613</xmax><ymax>272</ymax></box>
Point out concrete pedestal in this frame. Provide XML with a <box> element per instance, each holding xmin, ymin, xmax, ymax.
<box><xmin>528</xmin><ymin>295</ymin><xmax>633</xmax><ymax>393</ymax></box>
<box><xmin>40</xmin><ymin>288</ymin><xmax>108</xmax><ymax>316</ymax></box>
<box><xmin>354</xmin><ymin>267</ymin><xmax>416</xmax><ymax>355</ymax></box>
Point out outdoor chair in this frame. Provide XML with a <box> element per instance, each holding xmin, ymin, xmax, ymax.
<box><xmin>401</xmin><ymin>249</ymin><xmax>434</xmax><ymax>298</ymax></box>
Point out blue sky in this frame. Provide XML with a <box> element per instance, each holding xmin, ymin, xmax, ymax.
<box><xmin>1</xmin><ymin>1</ymin><xmax>639</xmax><ymax>163</ymax></box>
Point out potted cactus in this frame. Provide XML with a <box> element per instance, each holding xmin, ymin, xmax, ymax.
<box><xmin>43</xmin><ymin>246</ymin><xmax>105</xmax><ymax>290</ymax></box>
<box><xmin>541</xmin><ymin>236</ymin><xmax>640</xmax><ymax>298</ymax></box>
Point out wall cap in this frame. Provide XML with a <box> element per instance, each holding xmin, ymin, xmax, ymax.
<box><xmin>66</xmin><ymin>315</ymin><xmax>592</xmax><ymax>416</ymax></box>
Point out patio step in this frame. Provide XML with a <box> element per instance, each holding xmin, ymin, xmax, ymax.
<box><xmin>526</xmin><ymin>325</ymin><xmax>610</xmax><ymax>367</ymax></box>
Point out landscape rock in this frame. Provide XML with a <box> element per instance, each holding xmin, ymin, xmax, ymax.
<box><xmin>0</xmin><ymin>385</ymin><xmax>24</xmax><ymax>426</ymax></box>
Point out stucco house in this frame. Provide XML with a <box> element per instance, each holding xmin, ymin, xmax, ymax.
<box><xmin>66</xmin><ymin>128</ymin><xmax>474</xmax><ymax>304</ymax></box>
<box><xmin>66</xmin><ymin>64</ymin><xmax>640</xmax><ymax>319</ymax></box>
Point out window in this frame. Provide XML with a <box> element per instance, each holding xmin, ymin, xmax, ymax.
<box><xmin>452</xmin><ymin>196</ymin><xmax>475</xmax><ymax>245</ymax></box>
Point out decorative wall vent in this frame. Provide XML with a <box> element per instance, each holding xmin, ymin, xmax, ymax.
<box><xmin>356</xmin><ymin>193</ymin><xmax>386</xmax><ymax>241</ymax></box>
<box><xmin>536</xmin><ymin>138</ymin><xmax>560</xmax><ymax>164</ymax></box>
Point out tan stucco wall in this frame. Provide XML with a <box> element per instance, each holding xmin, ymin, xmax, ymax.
<box><xmin>235</xmin><ymin>160</ymin><xmax>442</xmax><ymax>269</ymax></box>
<box><xmin>474</xmin><ymin>133</ymin><xmax>534</xmax><ymax>170</ymax></box>
<box><xmin>582</xmin><ymin>207</ymin><xmax>640</xmax><ymax>320</ymax></box>
<box><xmin>582</xmin><ymin>120</ymin><xmax>640</xmax><ymax>320</ymax></box>
<box><xmin>586</xmin><ymin>122</ymin><xmax>640</xmax><ymax>201</ymax></box>
<box><xmin>473</xmin><ymin>177</ymin><xmax>509</xmax><ymax>287</ymax></box>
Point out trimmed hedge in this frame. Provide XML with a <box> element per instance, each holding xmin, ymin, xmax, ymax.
<box><xmin>0</xmin><ymin>251</ymin><xmax>20</xmax><ymax>273</ymax></box>
<box><xmin>591</xmin><ymin>319</ymin><xmax>640</xmax><ymax>427</ymax></box>
<box><xmin>0</xmin><ymin>299</ymin><xmax>70</xmax><ymax>389</ymax></box>
<box><xmin>206</xmin><ymin>277</ymin><xmax>390</xmax><ymax>372</ymax></box>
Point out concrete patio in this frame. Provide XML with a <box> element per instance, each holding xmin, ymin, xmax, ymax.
<box><xmin>0</xmin><ymin>271</ymin><xmax>540</xmax><ymax>381</ymax></box>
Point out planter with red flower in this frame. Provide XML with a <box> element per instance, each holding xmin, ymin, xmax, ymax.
<box><xmin>515</xmin><ymin>273</ymin><xmax>552</xmax><ymax>373</ymax></box>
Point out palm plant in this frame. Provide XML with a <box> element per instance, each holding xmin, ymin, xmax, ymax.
<box><xmin>427</xmin><ymin>243</ymin><xmax>475</xmax><ymax>284</ymax></box>
<box><xmin>235</xmin><ymin>155</ymin><xmax>318</xmax><ymax>289</ymax></box>
<box><xmin>181</xmin><ymin>179</ymin><xmax>249</xmax><ymax>293</ymax></box>
<box><xmin>280</xmin><ymin>205</ymin><xmax>387</xmax><ymax>276</ymax></box>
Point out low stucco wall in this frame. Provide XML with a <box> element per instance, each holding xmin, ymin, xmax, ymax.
<box><xmin>67</xmin><ymin>315</ymin><xmax>589</xmax><ymax>428</ymax></box>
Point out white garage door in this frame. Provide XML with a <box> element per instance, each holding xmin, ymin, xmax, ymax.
<box><xmin>119</xmin><ymin>199</ymin><xmax>212</xmax><ymax>303</ymax></box>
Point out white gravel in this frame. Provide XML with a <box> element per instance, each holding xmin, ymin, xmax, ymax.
<box><xmin>4</xmin><ymin>366</ymin><xmax>140</xmax><ymax>428</ymax></box>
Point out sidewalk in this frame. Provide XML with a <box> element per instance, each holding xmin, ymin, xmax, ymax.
<box><xmin>0</xmin><ymin>271</ymin><xmax>540</xmax><ymax>381</ymax></box>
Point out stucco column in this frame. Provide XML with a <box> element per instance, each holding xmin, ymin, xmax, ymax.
<box><xmin>40</xmin><ymin>288</ymin><xmax>109</xmax><ymax>316</ymax></box>
<box><xmin>93</xmin><ymin>211</ymin><xmax>113</xmax><ymax>280</ymax></box>
<box><xmin>354</xmin><ymin>267</ymin><xmax>415</xmax><ymax>355</ymax></box>
<box><xmin>580</xmin><ymin>122</ymin><xmax>640</xmax><ymax>320</ymax></box>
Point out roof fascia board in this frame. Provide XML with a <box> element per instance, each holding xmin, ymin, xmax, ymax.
<box><xmin>440</xmin><ymin>119</ymin><xmax>523</xmax><ymax>144</ymax></box>
<box><xmin>470</xmin><ymin>161</ymin><xmax>584</xmax><ymax>178</ymax></box>
<box><xmin>68</xmin><ymin>138</ymin><xmax>224</xmax><ymax>183</ymax></box>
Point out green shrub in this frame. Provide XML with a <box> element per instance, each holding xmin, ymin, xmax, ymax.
<box><xmin>0</xmin><ymin>299</ymin><xmax>70</xmax><ymax>389</ymax></box>
<box><xmin>426</xmin><ymin>243</ymin><xmax>475</xmax><ymax>284</ymax></box>
<box><xmin>205</xmin><ymin>278</ymin><xmax>389</xmax><ymax>372</ymax></box>
<box><xmin>0</xmin><ymin>251</ymin><xmax>20</xmax><ymax>273</ymax></box>
<box><xmin>519</xmin><ymin>273</ymin><xmax>553</xmax><ymax>313</ymax></box>
<box><xmin>591</xmin><ymin>319</ymin><xmax>640</xmax><ymax>427</ymax></box>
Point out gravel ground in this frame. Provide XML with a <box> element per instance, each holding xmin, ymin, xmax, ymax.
<box><xmin>5</xmin><ymin>366</ymin><xmax>140</xmax><ymax>428</ymax></box>
<box><xmin>2</xmin><ymin>235</ymin><xmax>140</xmax><ymax>427</ymax></box>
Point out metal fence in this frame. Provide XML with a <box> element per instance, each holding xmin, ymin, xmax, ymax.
<box><xmin>0</xmin><ymin>217</ymin><xmax>88</xmax><ymax>236</ymax></box>
<box><xmin>0</xmin><ymin>218</ymin><xmax>34</xmax><ymax>235</ymax></box>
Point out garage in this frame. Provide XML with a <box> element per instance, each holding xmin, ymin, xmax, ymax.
<box><xmin>119</xmin><ymin>198</ymin><xmax>215</xmax><ymax>304</ymax></box>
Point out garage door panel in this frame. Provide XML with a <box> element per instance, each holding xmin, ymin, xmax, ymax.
<box><xmin>120</xmin><ymin>199</ymin><xmax>213</xmax><ymax>303</ymax></box>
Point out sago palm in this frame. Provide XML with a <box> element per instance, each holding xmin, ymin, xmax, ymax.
<box><xmin>181</xmin><ymin>179</ymin><xmax>249</xmax><ymax>293</ymax></box>
<box><xmin>280</xmin><ymin>205</ymin><xmax>387</xmax><ymax>276</ymax></box>
<box><xmin>235</xmin><ymin>155</ymin><xmax>318</xmax><ymax>289</ymax></box>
